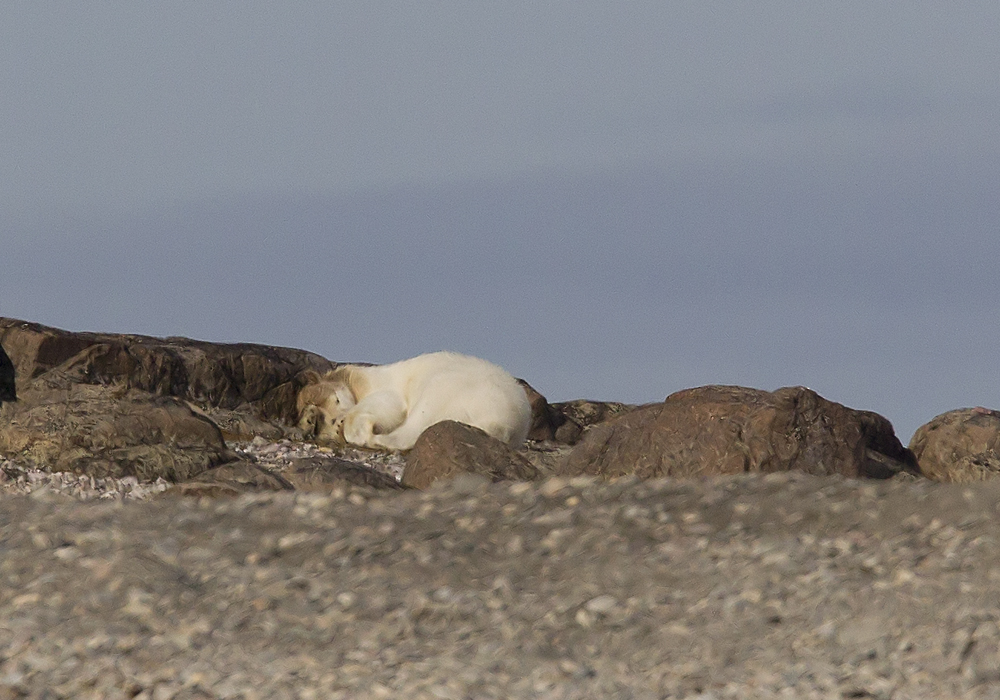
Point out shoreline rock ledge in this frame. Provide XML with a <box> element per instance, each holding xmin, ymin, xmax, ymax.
<box><xmin>6</xmin><ymin>316</ymin><xmax>1000</xmax><ymax>491</ymax></box>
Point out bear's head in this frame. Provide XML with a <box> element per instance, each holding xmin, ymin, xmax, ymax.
<box><xmin>296</xmin><ymin>368</ymin><xmax>357</xmax><ymax>443</ymax></box>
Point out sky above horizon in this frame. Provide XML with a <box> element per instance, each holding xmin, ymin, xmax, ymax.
<box><xmin>3</xmin><ymin>3</ymin><xmax>999</xmax><ymax>442</ymax></box>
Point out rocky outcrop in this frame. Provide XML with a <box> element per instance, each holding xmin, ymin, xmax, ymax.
<box><xmin>0</xmin><ymin>341</ymin><xmax>15</xmax><ymax>403</ymax></box>
<box><xmin>0</xmin><ymin>318</ymin><xmax>334</xmax><ymax>433</ymax></box>
<box><xmin>0</xmin><ymin>317</ymin><xmax>338</xmax><ymax>481</ymax></box>
<box><xmin>402</xmin><ymin>420</ymin><xmax>539</xmax><ymax>489</ymax></box>
<box><xmin>558</xmin><ymin>385</ymin><xmax>919</xmax><ymax>480</ymax></box>
<box><xmin>0</xmin><ymin>317</ymin><xmax>935</xmax><ymax>494</ymax></box>
<box><xmin>909</xmin><ymin>407</ymin><xmax>1000</xmax><ymax>482</ymax></box>
<box><xmin>0</xmin><ymin>367</ymin><xmax>233</xmax><ymax>481</ymax></box>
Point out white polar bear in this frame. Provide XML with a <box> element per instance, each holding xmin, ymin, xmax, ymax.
<box><xmin>297</xmin><ymin>351</ymin><xmax>532</xmax><ymax>451</ymax></box>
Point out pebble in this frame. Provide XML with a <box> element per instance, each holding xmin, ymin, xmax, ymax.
<box><xmin>584</xmin><ymin>594</ymin><xmax>618</xmax><ymax>614</ymax></box>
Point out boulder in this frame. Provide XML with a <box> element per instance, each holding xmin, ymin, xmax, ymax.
<box><xmin>909</xmin><ymin>407</ymin><xmax>1000</xmax><ymax>482</ymax></box>
<box><xmin>285</xmin><ymin>456</ymin><xmax>409</xmax><ymax>492</ymax></box>
<box><xmin>174</xmin><ymin>461</ymin><xmax>295</xmax><ymax>498</ymax></box>
<box><xmin>558</xmin><ymin>385</ymin><xmax>919</xmax><ymax>480</ymax></box>
<box><xmin>0</xmin><ymin>366</ymin><xmax>234</xmax><ymax>481</ymax></box>
<box><xmin>516</xmin><ymin>378</ymin><xmax>639</xmax><ymax>445</ymax></box>
<box><xmin>0</xmin><ymin>341</ymin><xmax>14</xmax><ymax>403</ymax></box>
<box><xmin>402</xmin><ymin>420</ymin><xmax>540</xmax><ymax>489</ymax></box>
<box><xmin>0</xmin><ymin>317</ymin><xmax>334</xmax><ymax>434</ymax></box>
<box><xmin>549</xmin><ymin>399</ymin><xmax>638</xmax><ymax>444</ymax></box>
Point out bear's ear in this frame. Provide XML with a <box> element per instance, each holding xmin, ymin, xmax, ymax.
<box><xmin>325</xmin><ymin>366</ymin><xmax>351</xmax><ymax>384</ymax></box>
<box><xmin>300</xmin><ymin>370</ymin><xmax>322</xmax><ymax>385</ymax></box>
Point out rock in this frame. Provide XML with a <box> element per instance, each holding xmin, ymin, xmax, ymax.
<box><xmin>558</xmin><ymin>385</ymin><xmax>919</xmax><ymax>480</ymax></box>
<box><xmin>0</xmin><ymin>318</ymin><xmax>333</xmax><ymax>481</ymax></box>
<box><xmin>908</xmin><ymin>407</ymin><xmax>1000</xmax><ymax>481</ymax></box>
<box><xmin>285</xmin><ymin>456</ymin><xmax>408</xmax><ymax>491</ymax></box>
<box><xmin>516</xmin><ymin>378</ymin><xmax>639</xmax><ymax>445</ymax></box>
<box><xmin>549</xmin><ymin>399</ymin><xmax>638</xmax><ymax>445</ymax></box>
<box><xmin>173</xmin><ymin>460</ymin><xmax>295</xmax><ymax>497</ymax></box>
<box><xmin>0</xmin><ymin>367</ymin><xmax>233</xmax><ymax>481</ymax></box>
<box><xmin>0</xmin><ymin>342</ymin><xmax>14</xmax><ymax>403</ymax></box>
<box><xmin>402</xmin><ymin>420</ymin><xmax>540</xmax><ymax>489</ymax></box>
<box><xmin>518</xmin><ymin>380</ymin><xmax>566</xmax><ymax>441</ymax></box>
<box><xmin>0</xmin><ymin>317</ymin><xmax>334</xmax><ymax>433</ymax></box>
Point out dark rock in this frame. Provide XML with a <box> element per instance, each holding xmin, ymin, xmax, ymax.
<box><xmin>285</xmin><ymin>456</ymin><xmax>408</xmax><ymax>492</ymax></box>
<box><xmin>516</xmin><ymin>378</ymin><xmax>639</xmax><ymax>445</ymax></box>
<box><xmin>174</xmin><ymin>461</ymin><xmax>296</xmax><ymax>498</ymax></box>
<box><xmin>558</xmin><ymin>385</ymin><xmax>919</xmax><ymax>480</ymax></box>
<box><xmin>0</xmin><ymin>317</ymin><xmax>333</xmax><ymax>433</ymax></box>
<box><xmin>0</xmin><ymin>341</ymin><xmax>14</xmax><ymax>403</ymax></box>
<box><xmin>0</xmin><ymin>318</ymin><xmax>335</xmax><ymax>479</ymax></box>
<box><xmin>0</xmin><ymin>365</ymin><xmax>233</xmax><ymax>481</ymax></box>
<box><xmin>549</xmin><ymin>399</ymin><xmax>638</xmax><ymax>444</ymax></box>
<box><xmin>518</xmin><ymin>379</ymin><xmax>566</xmax><ymax>441</ymax></box>
<box><xmin>909</xmin><ymin>407</ymin><xmax>1000</xmax><ymax>482</ymax></box>
<box><xmin>403</xmin><ymin>420</ymin><xmax>540</xmax><ymax>489</ymax></box>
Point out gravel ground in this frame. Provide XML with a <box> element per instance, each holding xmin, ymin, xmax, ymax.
<box><xmin>3</xmin><ymin>461</ymin><xmax>1000</xmax><ymax>699</ymax></box>
<box><xmin>0</xmin><ymin>438</ymin><xmax>407</xmax><ymax>501</ymax></box>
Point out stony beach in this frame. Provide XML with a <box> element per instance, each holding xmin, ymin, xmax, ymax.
<box><xmin>3</xmin><ymin>446</ymin><xmax>1000</xmax><ymax>699</ymax></box>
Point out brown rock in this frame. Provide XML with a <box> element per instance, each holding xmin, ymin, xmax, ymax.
<box><xmin>558</xmin><ymin>385</ymin><xmax>919</xmax><ymax>480</ymax></box>
<box><xmin>0</xmin><ymin>367</ymin><xmax>233</xmax><ymax>481</ymax></box>
<box><xmin>175</xmin><ymin>461</ymin><xmax>295</xmax><ymax>498</ymax></box>
<box><xmin>174</xmin><ymin>457</ymin><xmax>408</xmax><ymax>498</ymax></box>
<box><xmin>550</xmin><ymin>399</ymin><xmax>638</xmax><ymax>445</ymax></box>
<box><xmin>515</xmin><ymin>378</ymin><xmax>639</xmax><ymax>445</ymax></box>
<box><xmin>285</xmin><ymin>456</ymin><xmax>408</xmax><ymax>492</ymax></box>
<box><xmin>0</xmin><ymin>317</ymin><xmax>334</xmax><ymax>432</ymax></box>
<box><xmin>402</xmin><ymin>420</ymin><xmax>540</xmax><ymax>489</ymax></box>
<box><xmin>909</xmin><ymin>407</ymin><xmax>1000</xmax><ymax>482</ymax></box>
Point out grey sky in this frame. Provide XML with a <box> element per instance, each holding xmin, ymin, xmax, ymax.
<box><xmin>2</xmin><ymin>3</ymin><xmax>999</xmax><ymax>442</ymax></box>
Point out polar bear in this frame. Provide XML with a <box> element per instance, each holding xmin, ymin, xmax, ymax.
<box><xmin>297</xmin><ymin>351</ymin><xmax>532</xmax><ymax>451</ymax></box>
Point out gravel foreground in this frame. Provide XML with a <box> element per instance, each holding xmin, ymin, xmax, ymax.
<box><xmin>2</xmin><ymin>471</ymin><xmax>1000</xmax><ymax>699</ymax></box>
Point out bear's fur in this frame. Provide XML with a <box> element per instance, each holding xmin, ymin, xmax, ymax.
<box><xmin>297</xmin><ymin>351</ymin><xmax>532</xmax><ymax>451</ymax></box>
